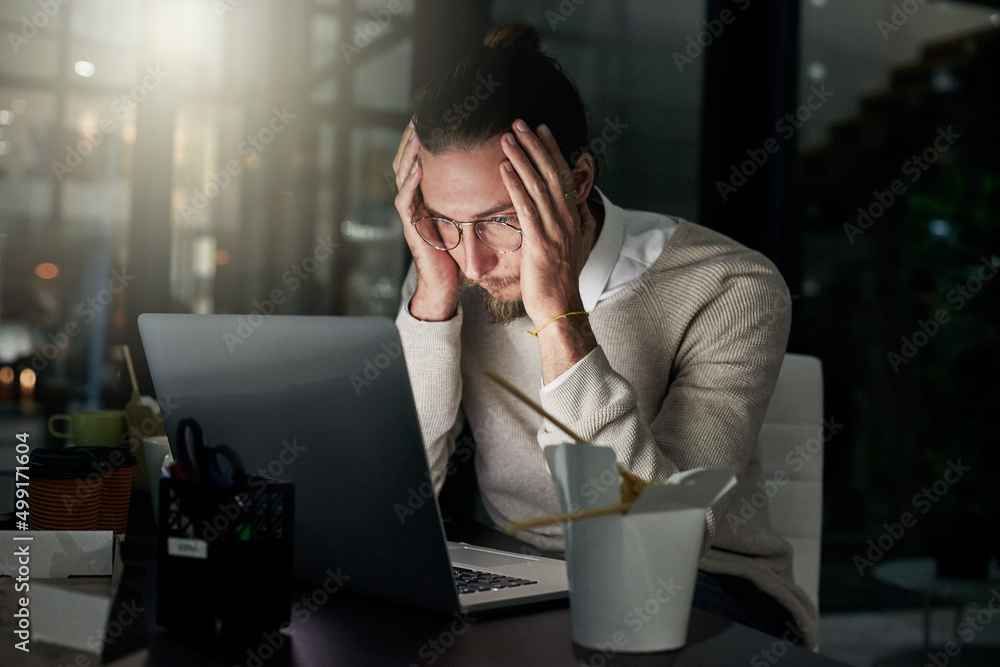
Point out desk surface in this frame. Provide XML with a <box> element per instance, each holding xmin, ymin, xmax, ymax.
<box><xmin>94</xmin><ymin>496</ymin><xmax>844</xmax><ymax>667</ymax></box>
<box><xmin>1</xmin><ymin>494</ymin><xmax>848</xmax><ymax>666</ymax></box>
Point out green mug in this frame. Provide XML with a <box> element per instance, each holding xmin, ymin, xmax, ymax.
<box><xmin>48</xmin><ymin>409</ymin><xmax>127</xmax><ymax>448</ymax></box>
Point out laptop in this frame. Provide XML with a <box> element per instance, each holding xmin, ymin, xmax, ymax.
<box><xmin>137</xmin><ymin>313</ymin><xmax>568</xmax><ymax>613</ymax></box>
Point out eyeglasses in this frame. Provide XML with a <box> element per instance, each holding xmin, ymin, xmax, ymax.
<box><xmin>411</xmin><ymin>216</ymin><xmax>522</xmax><ymax>253</ymax></box>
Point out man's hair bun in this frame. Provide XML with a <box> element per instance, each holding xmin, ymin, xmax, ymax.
<box><xmin>483</xmin><ymin>23</ymin><xmax>541</xmax><ymax>53</ymax></box>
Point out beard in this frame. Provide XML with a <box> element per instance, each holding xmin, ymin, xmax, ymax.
<box><xmin>463</xmin><ymin>276</ymin><xmax>526</xmax><ymax>325</ymax></box>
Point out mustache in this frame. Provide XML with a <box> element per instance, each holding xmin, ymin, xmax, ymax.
<box><xmin>462</xmin><ymin>275</ymin><xmax>520</xmax><ymax>289</ymax></box>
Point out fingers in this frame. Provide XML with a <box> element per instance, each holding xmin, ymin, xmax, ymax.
<box><xmin>505</xmin><ymin>120</ymin><xmax>574</xmax><ymax>202</ymax></box>
<box><xmin>394</xmin><ymin>159</ymin><xmax>422</xmax><ymax>221</ymax></box>
<box><xmin>501</xmin><ymin>122</ymin><xmax>577</xmax><ymax>231</ymax></box>
<box><xmin>535</xmin><ymin>124</ymin><xmax>575</xmax><ymax>193</ymax></box>
<box><xmin>391</xmin><ymin>121</ymin><xmax>412</xmax><ymax>174</ymax></box>
<box><xmin>392</xmin><ymin>121</ymin><xmax>421</xmax><ymax>191</ymax></box>
<box><xmin>499</xmin><ymin>160</ymin><xmax>540</xmax><ymax>234</ymax></box>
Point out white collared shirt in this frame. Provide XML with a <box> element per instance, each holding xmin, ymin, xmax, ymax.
<box><xmin>542</xmin><ymin>189</ymin><xmax>677</xmax><ymax>391</ymax></box>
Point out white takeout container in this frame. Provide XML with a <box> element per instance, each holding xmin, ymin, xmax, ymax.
<box><xmin>545</xmin><ymin>443</ymin><xmax>736</xmax><ymax>652</ymax></box>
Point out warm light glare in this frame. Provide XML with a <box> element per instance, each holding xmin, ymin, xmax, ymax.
<box><xmin>215</xmin><ymin>249</ymin><xmax>230</xmax><ymax>265</ymax></box>
<box><xmin>11</xmin><ymin>99</ymin><xmax>26</xmax><ymax>115</ymax></box>
<box><xmin>20</xmin><ymin>368</ymin><xmax>36</xmax><ymax>392</ymax></box>
<box><xmin>0</xmin><ymin>367</ymin><xmax>14</xmax><ymax>384</ymax></box>
<box><xmin>74</xmin><ymin>61</ymin><xmax>96</xmax><ymax>78</ymax></box>
<box><xmin>35</xmin><ymin>263</ymin><xmax>60</xmax><ymax>279</ymax></box>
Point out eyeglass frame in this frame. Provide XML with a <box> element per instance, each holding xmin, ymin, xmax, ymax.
<box><xmin>410</xmin><ymin>215</ymin><xmax>523</xmax><ymax>253</ymax></box>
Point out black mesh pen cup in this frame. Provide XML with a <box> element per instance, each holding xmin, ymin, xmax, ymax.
<box><xmin>157</xmin><ymin>474</ymin><xmax>294</xmax><ymax>638</ymax></box>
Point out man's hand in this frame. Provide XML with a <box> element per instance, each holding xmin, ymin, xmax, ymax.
<box><xmin>499</xmin><ymin>119</ymin><xmax>599</xmax><ymax>382</ymax></box>
<box><xmin>392</xmin><ymin>121</ymin><xmax>462</xmax><ymax>321</ymax></box>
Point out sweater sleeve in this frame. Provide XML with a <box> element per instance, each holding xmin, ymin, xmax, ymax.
<box><xmin>537</xmin><ymin>252</ymin><xmax>792</xmax><ymax>546</ymax></box>
<box><xmin>395</xmin><ymin>264</ymin><xmax>465</xmax><ymax>493</ymax></box>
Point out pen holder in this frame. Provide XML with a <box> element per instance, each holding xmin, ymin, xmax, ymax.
<box><xmin>157</xmin><ymin>474</ymin><xmax>294</xmax><ymax>639</ymax></box>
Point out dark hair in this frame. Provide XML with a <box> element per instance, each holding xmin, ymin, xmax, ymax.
<box><xmin>411</xmin><ymin>24</ymin><xmax>597</xmax><ymax>183</ymax></box>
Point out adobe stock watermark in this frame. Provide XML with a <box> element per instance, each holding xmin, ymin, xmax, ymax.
<box><xmin>20</xmin><ymin>268</ymin><xmax>135</xmax><ymax>373</ymax></box>
<box><xmin>407</xmin><ymin>612</ymin><xmax>478</xmax><ymax>667</ymax></box>
<box><xmin>214</xmin><ymin>0</ymin><xmax>246</xmax><ymax>20</ymax></box>
<box><xmin>393</xmin><ymin>434</ymin><xmax>475</xmax><ymax>524</ymax></box>
<box><xmin>853</xmin><ymin>459</ymin><xmax>970</xmax><ymax>576</ymax></box>
<box><xmin>843</xmin><ymin>126</ymin><xmax>962</xmax><ymax>244</ymax></box>
<box><xmin>383</xmin><ymin>76</ymin><xmax>504</xmax><ymax>192</ymax></box>
<box><xmin>925</xmin><ymin>590</ymin><xmax>1000</xmax><ymax>667</ymax></box>
<box><xmin>51</xmin><ymin>65</ymin><xmax>169</xmax><ymax>181</ymax></box>
<box><xmin>349</xmin><ymin>340</ymin><xmax>403</xmax><ymax>395</ymax></box>
<box><xmin>716</xmin><ymin>84</ymin><xmax>833</xmax><ymax>202</ymax></box>
<box><xmin>751</xmin><ymin>618</ymin><xmax>816</xmax><ymax>666</ymax></box>
<box><xmin>440</xmin><ymin>74</ymin><xmax>502</xmax><ymax>131</ymax></box>
<box><xmin>546</xmin><ymin>0</ymin><xmax>588</xmax><ymax>31</ymax></box>
<box><xmin>579</xmin><ymin>578</ymin><xmax>685</xmax><ymax>666</ymax></box>
<box><xmin>6</xmin><ymin>0</ymin><xmax>74</xmax><ymax>54</ymax></box>
<box><xmin>180</xmin><ymin>437</ymin><xmax>306</xmax><ymax>541</ymax></box>
<box><xmin>877</xmin><ymin>0</ymin><xmax>930</xmax><ymax>41</ymax></box>
<box><xmin>223</xmin><ymin>233</ymin><xmax>338</xmax><ymax>353</ymax></box>
<box><xmin>886</xmin><ymin>255</ymin><xmax>998</xmax><ymax>373</ymax></box>
<box><xmin>179</xmin><ymin>106</ymin><xmax>296</xmax><ymax>225</ymax></box>
<box><xmin>726</xmin><ymin>416</ymin><xmax>843</xmax><ymax>533</ymax></box>
<box><xmin>672</xmin><ymin>0</ymin><xmax>751</xmax><ymax>73</ymax></box>
<box><xmin>339</xmin><ymin>0</ymin><xmax>408</xmax><ymax>63</ymax></box>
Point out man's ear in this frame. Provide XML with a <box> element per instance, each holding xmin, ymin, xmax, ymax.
<box><xmin>570</xmin><ymin>152</ymin><xmax>597</xmax><ymax>202</ymax></box>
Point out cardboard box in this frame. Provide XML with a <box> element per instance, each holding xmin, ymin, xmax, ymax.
<box><xmin>0</xmin><ymin>530</ymin><xmax>122</xmax><ymax>657</ymax></box>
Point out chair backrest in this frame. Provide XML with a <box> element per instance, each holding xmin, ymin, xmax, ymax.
<box><xmin>757</xmin><ymin>353</ymin><xmax>824</xmax><ymax>609</ymax></box>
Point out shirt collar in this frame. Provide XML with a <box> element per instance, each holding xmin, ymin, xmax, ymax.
<box><xmin>578</xmin><ymin>187</ymin><xmax>625</xmax><ymax>311</ymax></box>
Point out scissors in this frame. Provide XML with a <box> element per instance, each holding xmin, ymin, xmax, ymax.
<box><xmin>175</xmin><ymin>417</ymin><xmax>246</xmax><ymax>489</ymax></box>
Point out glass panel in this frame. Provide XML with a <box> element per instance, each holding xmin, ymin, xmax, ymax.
<box><xmin>170</xmin><ymin>102</ymin><xmax>244</xmax><ymax>313</ymax></box>
<box><xmin>797</xmin><ymin>0</ymin><xmax>1000</xmax><ymax>612</ymax></box>
<box><xmin>66</xmin><ymin>0</ymin><xmax>142</xmax><ymax>87</ymax></box>
<box><xmin>0</xmin><ymin>0</ymin><xmax>420</xmax><ymax>423</ymax></box>
<box><xmin>491</xmin><ymin>0</ymin><xmax>704</xmax><ymax>220</ymax></box>
<box><xmin>0</xmin><ymin>28</ymin><xmax>59</xmax><ymax>79</ymax></box>
<box><xmin>352</xmin><ymin>37</ymin><xmax>412</xmax><ymax>113</ymax></box>
<box><xmin>342</xmin><ymin>125</ymin><xmax>406</xmax><ymax>315</ymax></box>
<box><xmin>0</xmin><ymin>91</ymin><xmax>57</xmax><ymax>230</ymax></box>
<box><xmin>59</xmin><ymin>93</ymin><xmax>134</xmax><ymax>229</ymax></box>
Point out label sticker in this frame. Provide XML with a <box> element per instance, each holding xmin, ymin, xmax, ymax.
<box><xmin>167</xmin><ymin>537</ymin><xmax>208</xmax><ymax>559</ymax></box>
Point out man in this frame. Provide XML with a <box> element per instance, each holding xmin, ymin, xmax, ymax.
<box><xmin>392</xmin><ymin>25</ymin><xmax>816</xmax><ymax>647</ymax></box>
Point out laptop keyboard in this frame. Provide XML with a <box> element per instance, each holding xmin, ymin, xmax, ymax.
<box><xmin>453</xmin><ymin>566</ymin><xmax>538</xmax><ymax>595</ymax></box>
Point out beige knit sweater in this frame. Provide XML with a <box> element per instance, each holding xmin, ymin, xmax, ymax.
<box><xmin>396</xmin><ymin>212</ymin><xmax>818</xmax><ymax>648</ymax></box>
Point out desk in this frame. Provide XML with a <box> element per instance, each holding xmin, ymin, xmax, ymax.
<box><xmin>8</xmin><ymin>495</ymin><xmax>849</xmax><ymax>666</ymax></box>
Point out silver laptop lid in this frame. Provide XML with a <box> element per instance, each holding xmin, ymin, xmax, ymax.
<box><xmin>138</xmin><ymin>313</ymin><xmax>461</xmax><ymax>613</ymax></box>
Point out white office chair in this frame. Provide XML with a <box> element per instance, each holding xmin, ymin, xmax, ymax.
<box><xmin>757</xmin><ymin>353</ymin><xmax>824</xmax><ymax>609</ymax></box>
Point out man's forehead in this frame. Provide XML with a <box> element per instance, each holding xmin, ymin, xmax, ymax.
<box><xmin>422</xmin><ymin>198</ymin><xmax>515</xmax><ymax>220</ymax></box>
<box><xmin>419</xmin><ymin>143</ymin><xmax>515</xmax><ymax>220</ymax></box>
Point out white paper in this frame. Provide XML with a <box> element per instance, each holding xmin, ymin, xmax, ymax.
<box><xmin>0</xmin><ymin>531</ymin><xmax>114</xmax><ymax>578</ymax></box>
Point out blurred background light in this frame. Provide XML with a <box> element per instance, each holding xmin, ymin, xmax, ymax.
<box><xmin>34</xmin><ymin>263</ymin><xmax>60</xmax><ymax>280</ymax></box>
<box><xmin>927</xmin><ymin>219</ymin><xmax>952</xmax><ymax>237</ymax></box>
<box><xmin>74</xmin><ymin>61</ymin><xmax>96</xmax><ymax>78</ymax></box>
